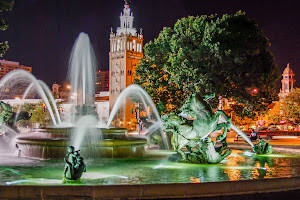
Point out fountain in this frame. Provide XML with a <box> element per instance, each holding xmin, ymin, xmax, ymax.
<box><xmin>0</xmin><ymin>33</ymin><xmax>299</xmax><ymax>199</ymax></box>
<box><xmin>3</xmin><ymin>33</ymin><xmax>147</xmax><ymax>159</ymax></box>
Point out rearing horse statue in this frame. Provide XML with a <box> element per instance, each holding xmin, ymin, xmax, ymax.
<box><xmin>162</xmin><ymin>93</ymin><xmax>231</xmax><ymax>163</ymax></box>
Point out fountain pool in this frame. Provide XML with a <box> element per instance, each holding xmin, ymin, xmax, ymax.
<box><xmin>0</xmin><ymin>149</ymin><xmax>300</xmax><ymax>186</ymax></box>
<box><xmin>0</xmin><ymin>32</ymin><xmax>299</xmax><ymax>198</ymax></box>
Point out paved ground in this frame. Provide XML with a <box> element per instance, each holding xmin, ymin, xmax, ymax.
<box><xmin>224</xmin><ymin>132</ymin><xmax>300</xmax><ymax>154</ymax></box>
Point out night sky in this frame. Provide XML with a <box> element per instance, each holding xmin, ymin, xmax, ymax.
<box><xmin>0</xmin><ymin>0</ymin><xmax>299</xmax><ymax>89</ymax></box>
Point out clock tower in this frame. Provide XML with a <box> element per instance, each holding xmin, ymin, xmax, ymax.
<box><xmin>109</xmin><ymin>1</ymin><xmax>143</xmax><ymax>129</ymax></box>
<box><xmin>279</xmin><ymin>63</ymin><xmax>296</xmax><ymax>98</ymax></box>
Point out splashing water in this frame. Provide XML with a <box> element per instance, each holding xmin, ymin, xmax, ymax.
<box><xmin>231</xmin><ymin>124</ymin><xmax>254</xmax><ymax>147</ymax></box>
<box><xmin>0</xmin><ymin>70</ymin><xmax>61</xmax><ymax>126</ymax></box>
<box><xmin>219</xmin><ymin>115</ymin><xmax>254</xmax><ymax>147</ymax></box>
<box><xmin>107</xmin><ymin>84</ymin><xmax>170</xmax><ymax>149</ymax></box>
<box><xmin>68</xmin><ymin>32</ymin><xmax>96</xmax><ymax>107</ymax></box>
<box><xmin>72</xmin><ymin>115</ymin><xmax>101</xmax><ymax>150</ymax></box>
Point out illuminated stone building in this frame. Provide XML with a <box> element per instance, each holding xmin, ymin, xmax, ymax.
<box><xmin>0</xmin><ymin>60</ymin><xmax>32</xmax><ymax>99</ymax></box>
<box><xmin>278</xmin><ymin>63</ymin><xmax>296</xmax><ymax>98</ymax></box>
<box><xmin>0</xmin><ymin>59</ymin><xmax>32</xmax><ymax>79</ymax></box>
<box><xmin>51</xmin><ymin>83</ymin><xmax>69</xmax><ymax>100</ymax></box>
<box><xmin>109</xmin><ymin>1</ymin><xmax>143</xmax><ymax>129</ymax></box>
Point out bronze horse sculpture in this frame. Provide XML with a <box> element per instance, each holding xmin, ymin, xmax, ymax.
<box><xmin>162</xmin><ymin>93</ymin><xmax>231</xmax><ymax>163</ymax></box>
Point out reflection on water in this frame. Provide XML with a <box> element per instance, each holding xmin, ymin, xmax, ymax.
<box><xmin>0</xmin><ymin>150</ymin><xmax>300</xmax><ymax>185</ymax></box>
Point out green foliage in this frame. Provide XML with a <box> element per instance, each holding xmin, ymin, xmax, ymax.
<box><xmin>135</xmin><ymin>11</ymin><xmax>279</xmax><ymax>116</ymax></box>
<box><xmin>266</xmin><ymin>101</ymin><xmax>281</xmax><ymax>125</ymax></box>
<box><xmin>134</xmin><ymin>27</ymin><xmax>187</xmax><ymax>113</ymax></box>
<box><xmin>0</xmin><ymin>0</ymin><xmax>13</xmax><ymax>57</ymax></box>
<box><xmin>12</xmin><ymin>103</ymin><xmax>32</xmax><ymax>127</ymax></box>
<box><xmin>282</xmin><ymin>88</ymin><xmax>300</xmax><ymax>123</ymax></box>
<box><xmin>266</xmin><ymin>88</ymin><xmax>300</xmax><ymax>125</ymax></box>
<box><xmin>19</xmin><ymin>102</ymin><xmax>52</xmax><ymax>127</ymax></box>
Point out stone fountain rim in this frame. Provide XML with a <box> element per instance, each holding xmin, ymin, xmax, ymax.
<box><xmin>0</xmin><ymin>176</ymin><xmax>299</xmax><ymax>199</ymax></box>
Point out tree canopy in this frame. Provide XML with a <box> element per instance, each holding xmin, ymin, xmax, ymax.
<box><xmin>17</xmin><ymin>102</ymin><xmax>52</xmax><ymax>127</ymax></box>
<box><xmin>281</xmin><ymin>88</ymin><xmax>300</xmax><ymax>124</ymax></box>
<box><xmin>0</xmin><ymin>0</ymin><xmax>14</xmax><ymax>57</ymax></box>
<box><xmin>135</xmin><ymin>11</ymin><xmax>280</xmax><ymax>116</ymax></box>
<box><xmin>266</xmin><ymin>88</ymin><xmax>300</xmax><ymax>125</ymax></box>
<box><xmin>266</xmin><ymin>101</ymin><xmax>281</xmax><ymax>125</ymax></box>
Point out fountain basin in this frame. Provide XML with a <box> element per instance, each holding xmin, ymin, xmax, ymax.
<box><xmin>15</xmin><ymin>128</ymin><xmax>147</xmax><ymax>159</ymax></box>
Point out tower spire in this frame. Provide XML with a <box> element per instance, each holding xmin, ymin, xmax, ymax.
<box><xmin>116</xmin><ymin>0</ymin><xmax>136</xmax><ymax>36</ymax></box>
<box><xmin>279</xmin><ymin>63</ymin><xmax>296</xmax><ymax>98</ymax></box>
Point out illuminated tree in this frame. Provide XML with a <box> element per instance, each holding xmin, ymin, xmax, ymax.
<box><xmin>282</xmin><ymin>88</ymin><xmax>300</xmax><ymax>124</ymax></box>
<box><xmin>266</xmin><ymin>101</ymin><xmax>282</xmax><ymax>125</ymax></box>
<box><xmin>135</xmin><ymin>11</ymin><xmax>279</xmax><ymax>116</ymax></box>
<box><xmin>18</xmin><ymin>102</ymin><xmax>52</xmax><ymax>127</ymax></box>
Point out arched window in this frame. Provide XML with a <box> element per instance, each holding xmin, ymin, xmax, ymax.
<box><xmin>132</xmin><ymin>40</ymin><xmax>136</xmax><ymax>51</ymax></box>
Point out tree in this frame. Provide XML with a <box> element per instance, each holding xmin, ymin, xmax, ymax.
<box><xmin>282</xmin><ymin>88</ymin><xmax>300</xmax><ymax>124</ymax></box>
<box><xmin>18</xmin><ymin>102</ymin><xmax>52</xmax><ymax>127</ymax></box>
<box><xmin>0</xmin><ymin>0</ymin><xmax>14</xmax><ymax>57</ymax></box>
<box><xmin>266</xmin><ymin>101</ymin><xmax>281</xmax><ymax>125</ymax></box>
<box><xmin>135</xmin><ymin>27</ymin><xmax>187</xmax><ymax>113</ymax></box>
<box><xmin>135</xmin><ymin>11</ymin><xmax>280</xmax><ymax>116</ymax></box>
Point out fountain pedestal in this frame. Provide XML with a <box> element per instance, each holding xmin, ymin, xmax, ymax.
<box><xmin>15</xmin><ymin>128</ymin><xmax>147</xmax><ymax>159</ymax></box>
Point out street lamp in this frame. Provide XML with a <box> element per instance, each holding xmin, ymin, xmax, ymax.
<box><xmin>252</xmin><ymin>88</ymin><xmax>258</xmax><ymax>95</ymax></box>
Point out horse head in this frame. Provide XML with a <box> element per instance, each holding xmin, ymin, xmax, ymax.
<box><xmin>162</xmin><ymin>112</ymin><xmax>185</xmax><ymax>128</ymax></box>
<box><xmin>180</xmin><ymin>93</ymin><xmax>213</xmax><ymax>119</ymax></box>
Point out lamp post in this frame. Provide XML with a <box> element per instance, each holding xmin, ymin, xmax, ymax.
<box><xmin>66</xmin><ymin>85</ymin><xmax>71</xmax><ymax>90</ymax></box>
<box><xmin>135</xmin><ymin>103</ymin><xmax>140</xmax><ymax>136</ymax></box>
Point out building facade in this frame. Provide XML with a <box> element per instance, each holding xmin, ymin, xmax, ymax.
<box><xmin>0</xmin><ymin>59</ymin><xmax>32</xmax><ymax>79</ymax></box>
<box><xmin>95</xmin><ymin>70</ymin><xmax>109</xmax><ymax>93</ymax></box>
<box><xmin>51</xmin><ymin>83</ymin><xmax>69</xmax><ymax>100</ymax></box>
<box><xmin>109</xmin><ymin>2</ymin><xmax>143</xmax><ymax>129</ymax></box>
<box><xmin>278</xmin><ymin>63</ymin><xmax>296</xmax><ymax>98</ymax></box>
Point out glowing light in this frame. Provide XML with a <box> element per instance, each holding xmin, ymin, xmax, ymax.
<box><xmin>66</xmin><ymin>85</ymin><xmax>71</xmax><ymax>89</ymax></box>
<box><xmin>70</xmin><ymin>92</ymin><xmax>77</xmax><ymax>99</ymax></box>
<box><xmin>252</xmin><ymin>88</ymin><xmax>258</xmax><ymax>95</ymax></box>
<box><xmin>15</xmin><ymin>97</ymin><xmax>20</xmax><ymax>100</ymax></box>
<box><xmin>224</xmin><ymin>166</ymin><xmax>253</xmax><ymax>170</ymax></box>
<box><xmin>153</xmin><ymin>164</ymin><xmax>183</xmax><ymax>169</ymax></box>
<box><xmin>6</xmin><ymin>178</ymin><xmax>62</xmax><ymax>185</ymax></box>
<box><xmin>228</xmin><ymin>153</ymin><xmax>240</xmax><ymax>157</ymax></box>
<box><xmin>243</xmin><ymin>151</ymin><xmax>255</xmax><ymax>157</ymax></box>
<box><xmin>258</xmin><ymin>154</ymin><xmax>294</xmax><ymax>158</ymax></box>
<box><xmin>82</xmin><ymin>172</ymin><xmax>128</xmax><ymax>179</ymax></box>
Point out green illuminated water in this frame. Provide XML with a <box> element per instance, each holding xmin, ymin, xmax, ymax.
<box><xmin>1</xmin><ymin>150</ymin><xmax>300</xmax><ymax>185</ymax></box>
